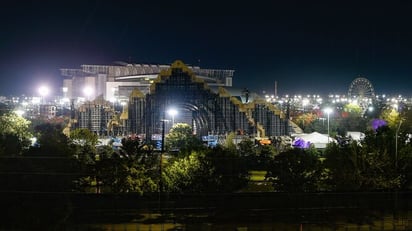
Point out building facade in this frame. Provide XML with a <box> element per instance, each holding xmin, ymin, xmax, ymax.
<box><xmin>61</xmin><ymin>61</ymin><xmax>234</xmax><ymax>104</ymax></box>
<box><xmin>75</xmin><ymin>96</ymin><xmax>119</xmax><ymax>135</ymax></box>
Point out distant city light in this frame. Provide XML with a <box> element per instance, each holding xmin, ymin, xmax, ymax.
<box><xmin>32</xmin><ymin>97</ymin><xmax>41</xmax><ymax>104</ymax></box>
<box><xmin>302</xmin><ymin>98</ymin><xmax>309</xmax><ymax>107</ymax></box>
<box><xmin>393</xmin><ymin>104</ymin><xmax>399</xmax><ymax>110</ymax></box>
<box><xmin>60</xmin><ymin>97</ymin><xmax>70</xmax><ymax>105</ymax></box>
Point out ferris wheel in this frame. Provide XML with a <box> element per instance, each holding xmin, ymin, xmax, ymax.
<box><xmin>348</xmin><ymin>77</ymin><xmax>375</xmax><ymax>99</ymax></box>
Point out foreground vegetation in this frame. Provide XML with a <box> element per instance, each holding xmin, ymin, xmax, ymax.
<box><xmin>1</xmin><ymin>101</ymin><xmax>412</xmax><ymax>194</ymax></box>
<box><xmin>1</xmin><ymin>120</ymin><xmax>412</xmax><ymax>194</ymax></box>
<box><xmin>2</xmin><ymin>103</ymin><xmax>412</xmax><ymax>229</ymax></box>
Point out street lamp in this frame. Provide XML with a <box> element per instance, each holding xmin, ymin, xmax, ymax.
<box><xmin>167</xmin><ymin>108</ymin><xmax>178</xmax><ymax>126</ymax></box>
<box><xmin>38</xmin><ymin>85</ymin><xmax>49</xmax><ymax>104</ymax></box>
<box><xmin>159</xmin><ymin>108</ymin><xmax>176</xmax><ymax>193</ymax></box>
<box><xmin>324</xmin><ymin>107</ymin><xmax>333</xmax><ymax>143</ymax></box>
<box><xmin>159</xmin><ymin>117</ymin><xmax>168</xmax><ymax>193</ymax></box>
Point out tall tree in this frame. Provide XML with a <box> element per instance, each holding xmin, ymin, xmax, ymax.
<box><xmin>224</xmin><ymin>131</ymin><xmax>237</xmax><ymax>150</ymax></box>
<box><xmin>360</xmin><ymin>127</ymin><xmax>401</xmax><ymax>190</ymax></box>
<box><xmin>398</xmin><ymin>144</ymin><xmax>412</xmax><ymax>190</ymax></box>
<box><xmin>381</xmin><ymin>108</ymin><xmax>401</xmax><ymax>129</ymax></box>
<box><xmin>96</xmin><ymin>136</ymin><xmax>158</xmax><ymax>193</ymax></box>
<box><xmin>323</xmin><ymin>141</ymin><xmax>363</xmax><ymax>191</ymax></box>
<box><xmin>163</xmin><ymin>146</ymin><xmax>249</xmax><ymax>193</ymax></box>
<box><xmin>324</xmin><ymin>126</ymin><xmax>402</xmax><ymax>192</ymax></box>
<box><xmin>28</xmin><ymin>123</ymin><xmax>72</xmax><ymax>156</ymax></box>
<box><xmin>165</xmin><ymin>123</ymin><xmax>203</xmax><ymax>155</ymax></box>
<box><xmin>293</xmin><ymin>112</ymin><xmax>318</xmax><ymax>132</ymax></box>
<box><xmin>162</xmin><ymin>151</ymin><xmax>206</xmax><ymax>193</ymax></box>
<box><xmin>266</xmin><ymin>148</ymin><xmax>322</xmax><ymax>192</ymax></box>
<box><xmin>98</xmin><ymin>152</ymin><xmax>157</xmax><ymax>194</ymax></box>
<box><xmin>238</xmin><ymin>138</ymin><xmax>255</xmax><ymax>157</ymax></box>
<box><xmin>0</xmin><ymin>112</ymin><xmax>32</xmax><ymax>156</ymax></box>
<box><xmin>238</xmin><ymin>138</ymin><xmax>259</xmax><ymax>169</ymax></box>
<box><xmin>70</xmin><ymin>128</ymin><xmax>99</xmax><ymax>147</ymax></box>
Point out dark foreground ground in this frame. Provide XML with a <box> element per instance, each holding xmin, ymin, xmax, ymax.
<box><xmin>1</xmin><ymin>191</ymin><xmax>412</xmax><ymax>230</ymax></box>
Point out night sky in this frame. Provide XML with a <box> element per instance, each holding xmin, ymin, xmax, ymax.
<box><xmin>1</xmin><ymin>1</ymin><xmax>412</xmax><ymax>97</ymax></box>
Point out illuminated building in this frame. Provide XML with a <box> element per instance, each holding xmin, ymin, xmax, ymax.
<box><xmin>60</xmin><ymin>61</ymin><xmax>234</xmax><ymax>104</ymax></box>
<box><xmin>62</xmin><ymin>60</ymin><xmax>289</xmax><ymax>140</ymax></box>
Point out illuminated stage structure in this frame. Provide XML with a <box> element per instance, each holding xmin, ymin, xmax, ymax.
<box><xmin>128</xmin><ymin>60</ymin><xmax>289</xmax><ymax>141</ymax></box>
<box><xmin>62</xmin><ymin>60</ymin><xmax>289</xmax><ymax>140</ymax></box>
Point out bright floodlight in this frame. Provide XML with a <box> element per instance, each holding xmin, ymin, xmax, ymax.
<box><xmin>83</xmin><ymin>86</ymin><xmax>93</xmax><ymax>99</ymax></box>
<box><xmin>167</xmin><ymin>108</ymin><xmax>178</xmax><ymax>125</ymax></box>
<box><xmin>167</xmin><ymin>108</ymin><xmax>178</xmax><ymax>117</ymax></box>
<box><xmin>324</xmin><ymin>107</ymin><xmax>333</xmax><ymax>115</ymax></box>
<box><xmin>38</xmin><ymin>86</ymin><xmax>49</xmax><ymax>97</ymax></box>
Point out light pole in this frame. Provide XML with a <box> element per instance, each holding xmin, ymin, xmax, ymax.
<box><xmin>159</xmin><ymin>116</ymin><xmax>167</xmax><ymax>193</ymax></box>
<box><xmin>159</xmin><ymin>107</ymin><xmax>174</xmax><ymax>193</ymax></box>
<box><xmin>324</xmin><ymin>107</ymin><xmax>333</xmax><ymax>143</ymax></box>
<box><xmin>395</xmin><ymin>120</ymin><xmax>403</xmax><ymax>168</ymax></box>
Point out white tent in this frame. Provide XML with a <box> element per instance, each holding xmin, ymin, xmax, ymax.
<box><xmin>293</xmin><ymin>132</ymin><xmax>336</xmax><ymax>149</ymax></box>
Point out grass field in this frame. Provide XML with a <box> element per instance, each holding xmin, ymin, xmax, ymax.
<box><xmin>242</xmin><ymin>170</ymin><xmax>273</xmax><ymax>192</ymax></box>
<box><xmin>249</xmin><ymin>170</ymin><xmax>267</xmax><ymax>181</ymax></box>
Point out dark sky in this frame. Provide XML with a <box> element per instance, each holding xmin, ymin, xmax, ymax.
<box><xmin>1</xmin><ymin>0</ymin><xmax>412</xmax><ymax>97</ymax></box>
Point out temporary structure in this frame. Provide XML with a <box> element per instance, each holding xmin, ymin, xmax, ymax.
<box><xmin>292</xmin><ymin>132</ymin><xmax>336</xmax><ymax>149</ymax></box>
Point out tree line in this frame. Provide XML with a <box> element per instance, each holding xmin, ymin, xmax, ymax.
<box><xmin>1</xmin><ymin>104</ymin><xmax>412</xmax><ymax>194</ymax></box>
